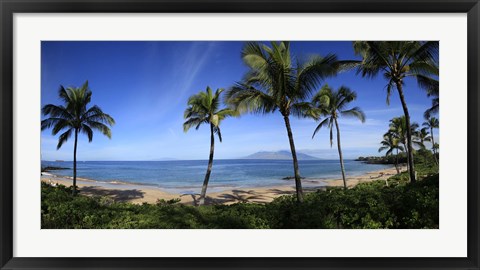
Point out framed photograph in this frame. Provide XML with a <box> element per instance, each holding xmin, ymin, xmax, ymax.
<box><xmin>1</xmin><ymin>0</ymin><xmax>479</xmax><ymax>269</ymax></box>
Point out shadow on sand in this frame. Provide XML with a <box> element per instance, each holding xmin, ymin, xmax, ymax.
<box><xmin>180</xmin><ymin>188</ymin><xmax>327</xmax><ymax>206</ymax></box>
<box><xmin>181</xmin><ymin>190</ymin><xmax>272</xmax><ymax>206</ymax></box>
<box><xmin>79</xmin><ymin>186</ymin><xmax>145</xmax><ymax>203</ymax></box>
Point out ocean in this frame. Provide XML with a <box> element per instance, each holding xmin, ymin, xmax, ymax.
<box><xmin>41</xmin><ymin>159</ymin><xmax>391</xmax><ymax>193</ymax></box>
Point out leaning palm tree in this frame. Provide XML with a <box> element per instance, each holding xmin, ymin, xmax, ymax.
<box><xmin>41</xmin><ymin>81</ymin><xmax>115</xmax><ymax>195</ymax></box>
<box><xmin>379</xmin><ymin>132</ymin><xmax>404</xmax><ymax>175</ymax></box>
<box><xmin>423</xmin><ymin>116</ymin><xmax>439</xmax><ymax>165</ymax></box>
<box><xmin>226</xmin><ymin>41</ymin><xmax>343</xmax><ymax>202</ymax></box>
<box><xmin>311</xmin><ymin>85</ymin><xmax>365</xmax><ymax>189</ymax></box>
<box><xmin>353</xmin><ymin>41</ymin><xmax>438</xmax><ymax>183</ymax></box>
<box><xmin>183</xmin><ymin>87</ymin><xmax>237</xmax><ymax>206</ymax></box>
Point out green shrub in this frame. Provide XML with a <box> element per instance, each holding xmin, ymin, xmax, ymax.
<box><xmin>41</xmin><ymin>168</ymin><xmax>439</xmax><ymax>229</ymax></box>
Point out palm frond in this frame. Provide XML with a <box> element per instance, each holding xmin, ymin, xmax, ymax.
<box><xmin>42</xmin><ymin>104</ymin><xmax>73</xmax><ymax>120</ymax></box>
<box><xmin>51</xmin><ymin>119</ymin><xmax>73</xmax><ymax>135</ymax></box>
<box><xmin>384</xmin><ymin>78</ymin><xmax>395</xmax><ymax>105</ymax></box>
<box><xmin>41</xmin><ymin>118</ymin><xmax>70</xmax><ymax>132</ymax></box>
<box><xmin>56</xmin><ymin>128</ymin><xmax>73</xmax><ymax>150</ymax></box>
<box><xmin>341</xmin><ymin>107</ymin><xmax>366</xmax><ymax>123</ymax></box>
<box><xmin>183</xmin><ymin>117</ymin><xmax>205</xmax><ymax>132</ymax></box>
<box><xmin>85</xmin><ymin>120</ymin><xmax>112</xmax><ymax>139</ymax></box>
<box><xmin>296</xmin><ymin>54</ymin><xmax>339</xmax><ymax>97</ymax></box>
<box><xmin>291</xmin><ymin>102</ymin><xmax>320</xmax><ymax>119</ymax></box>
<box><xmin>225</xmin><ymin>83</ymin><xmax>277</xmax><ymax>115</ymax></box>
<box><xmin>214</xmin><ymin>126</ymin><xmax>223</xmax><ymax>143</ymax></box>
<box><xmin>82</xmin><ymin>106</ymin><xmax>115</xmax><ymax>126</ymax></box>
<box><xmin>80</xmin><ymin>124</ymin><xmax>93</xmax><ymax>142</ymax></box>
<box><xmin>312</xmin><ymin>117</ymin><xmax>330</xmax><ymax>139</ymax></box>
<box><xmin>424</xmin><ymin>97</ymin><xmax>439</xmax><ymax>119</ymax></box>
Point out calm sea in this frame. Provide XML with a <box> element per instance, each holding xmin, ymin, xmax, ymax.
<box><xmin>41</xmin><ymin>159</ymin><xmax>391</xmax><ymax>193</ymax></box>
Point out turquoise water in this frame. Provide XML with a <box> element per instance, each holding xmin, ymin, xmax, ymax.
<box><xmin>41</xmin><ymin>159</ymin><xmax>391</xmax><ymax>193</ymax></box>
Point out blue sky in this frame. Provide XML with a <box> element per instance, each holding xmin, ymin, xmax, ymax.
<box><xmin>41</xmin><ymin>41</ymin><xmax>438</xmax><ymax>161</ymax></box>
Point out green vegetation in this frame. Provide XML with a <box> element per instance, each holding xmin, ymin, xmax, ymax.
<box><xmin>41</xmin><ymin>166</ymin><xmax>70</xmax><ymax>172</ymax></box>
<box><xmin>41</xmin><ymin>41</ymin><xmax>440</xmax><ymax>229</ymax></box>
<box><xmin>356</xmin><ymin>155</ymin><xmax>407</xmax><ymax>165</ymax></box>
<box><xmin>42</xmin><ymin>160</ymin><xmax>438</xmax><ymax>229</ymax></box>
<box><xmin>353</xmin><ymin>41</ymin><xmax>439</xmax><ymax>183</ymax></box>
<box><xmin>423</xmin><ymin>117</ymin><xmax>439</xmax><ymax>165</ymax></box>
<box><xmin>41</xmin><ymin>81</ymin><xmax>115</xmax><ymax>195</ymax></box>
<box><xmin>183</xmin><ymin>87</ymin><xmax>237</xmax><ymax>205</ymax></box>
<box><xmin>378</xmin><ymin>133</ymin><xmax>404</xmax><ymax>174</ymax></box>
<box><xmin>311</xmin><ymin>84</ymin><xmax>366</xmax><ymax>188</ymax></box>
<box><xmin>226</xmin><ymin>41</ymin><xmax>346</xmax><ymax>202</ymax></box>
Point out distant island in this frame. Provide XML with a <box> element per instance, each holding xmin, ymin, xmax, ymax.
<box><xmin>242</xmin><ymin>150</ymin><xmax>319</xmax><ymax>160</ymax></box>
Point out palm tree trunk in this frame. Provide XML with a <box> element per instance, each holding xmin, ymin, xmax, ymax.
<box><xmin>283</xmin><ymin>115</ymin><xmax>304</xmax><ymax>203</ymax></box>
<box><xmin>403</xmin><ymin>143</ymin><xmax>409</xmax><ymax>173</ymax></box>
<box><xmin>334</xmin><ymin>118</ymin><xmax>347</xmax><ymax>189</ymax></box>
<box><xmin>395</xmin><ymin>148</ymin><xmax>400</xmax><ymax>174</ymax></box>
<box><xmin>430</xmin><ymin>127</ymin><xmax>438</xmax><ymax>165</ymax></box>
<box><xmin>72</xmin><ymin>128</ymin><xmax>78</xmax><ymax>196</ymax></box>
<box><xmin>199</xmin><ymin>123</ymin><xmax>215</xmax><ymax>205</ymax></box>
<box><xmin>396</xmin><ymin>82</ymin><xmax>416</xmax><ymax>183</ymax></box>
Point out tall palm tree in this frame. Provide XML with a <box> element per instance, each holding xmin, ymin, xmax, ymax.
<box><xmin>378</xmin><ymin>132</ymin><xmax>404</xmax><ymax>175</ymax></box>
<box><xmin>353</xmin><ymin>41</ymin><xmax>439</xmax><ymax>183</ymax></box>
<box><xmin>41</xmin><ymin>81</ymin><xmax>115</xmax><ymax>195</ymax></box>
<box><xmin>184</xmin><ymin>87</ymin><xmax>237</xmax><ymax>206</ymax></box>
<box><xmin>226</xmin><ymin>41</ymin><xmax>343</xmax><ymax>203</ymax></box>
<box><xmin>423</xmin><ymin>116</ymin><xmax>439</xmax><ymax>165</ymax></box>
<box><xmin>311</xmin><ymin>85</ymin><xmax>365</xmax><ymax>189</ymax></box>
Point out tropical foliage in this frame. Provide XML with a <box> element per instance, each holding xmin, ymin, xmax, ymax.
<box><xmin>41</xmin><ymin>81</ymin><xmax>115</xmax><ymax>195</ymax></box>
<box><xmin>226</xmin><ymin>41</ymin><xmax>344</xmax><ymax>202</ymax></box>
<box><xmin>378</xmin><ymin>133</ymin><xmax>404</xmax><ymax>174</ymax></box>
<box><xmin>42</xmin><ymin>160</ymin><xmax>438</xmax><ymax>229</ymax></box>
<box><xmin>183</xmin><ymin>87</ymin><xmax>237</xmax><ymax>205</ymax></box>
<box><xmin>387</xmin><ymin>116</ymin><xmax>424</xmax><ymax>156</ymax></box>
<box><xmin>41</xmin><ymin>41</ymin><xmax>440</xmax><ymax>230</ymax></box>
<box><xmin>353</xmin><ymin>41</ymin><xmax>439</xmax><ymax>182</ymax></box>
<box><xmin>311</xmin><ymin>84</ymin><xmax>366</xmax><ymax>188</ymax></box>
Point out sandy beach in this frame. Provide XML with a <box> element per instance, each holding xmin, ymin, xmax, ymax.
<box><xmin>41</xmin><ymin>165</ymin><xmax>405</xmax><ymax>206</ymax></box>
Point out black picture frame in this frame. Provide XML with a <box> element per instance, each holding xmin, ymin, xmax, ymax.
<box><xmin>1</xmin><ymin>0</ymin><xmax>479</xmax><ymax>269</ymax></box>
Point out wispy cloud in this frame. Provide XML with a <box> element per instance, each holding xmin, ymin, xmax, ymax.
<box><xmin>156</xmin><ymin>42</ymin><xmax>217</xmax><ymax>113</ymax></box>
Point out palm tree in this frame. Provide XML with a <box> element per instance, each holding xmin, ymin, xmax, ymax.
<box><xmin>387</xmin><ymin>116</ymin><xmax>423</xmax><ymax>172</ymax></box>
<box><xmin>353</xmin><ymin>41</ymin><xmax>439</xmax><ymax>183</ymax></box>
<box><xmin>226</xmin><ymin>41</ymin><xmax>343</xmax><ymax>202</ymax></box>
<box><xmin>415</xmin><ymin>127</ymin><xmax>431</xmax><ymax>148</ymax></box>
<box><xmin>183</xmin><ymin>87</ymin><xmax>237</xmax><ymax>205</ymax></box>
<box><xmin>378</xmin><ymin>133</ymin><xmax>404</xmax><ymax>175</ymax></box>
<box><xmin>41</xmin><ymin>81</ymin><xmax>115</xmax><ymax>195</ymax></box>
<box><xmin>423</xmin><ymin>116</ymin><xmax>439</xmax><ymax>165</ymax></box>
<box><xmin>311</xmin><ymin>85</ymin><xmax>365</xmax><ymax>189</ymax></box>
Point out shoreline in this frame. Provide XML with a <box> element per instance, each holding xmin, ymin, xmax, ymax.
<box><xmin>41</xmin><ymin>165</ymin><xmax>404</xmax><ymax>205</ymax></box>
